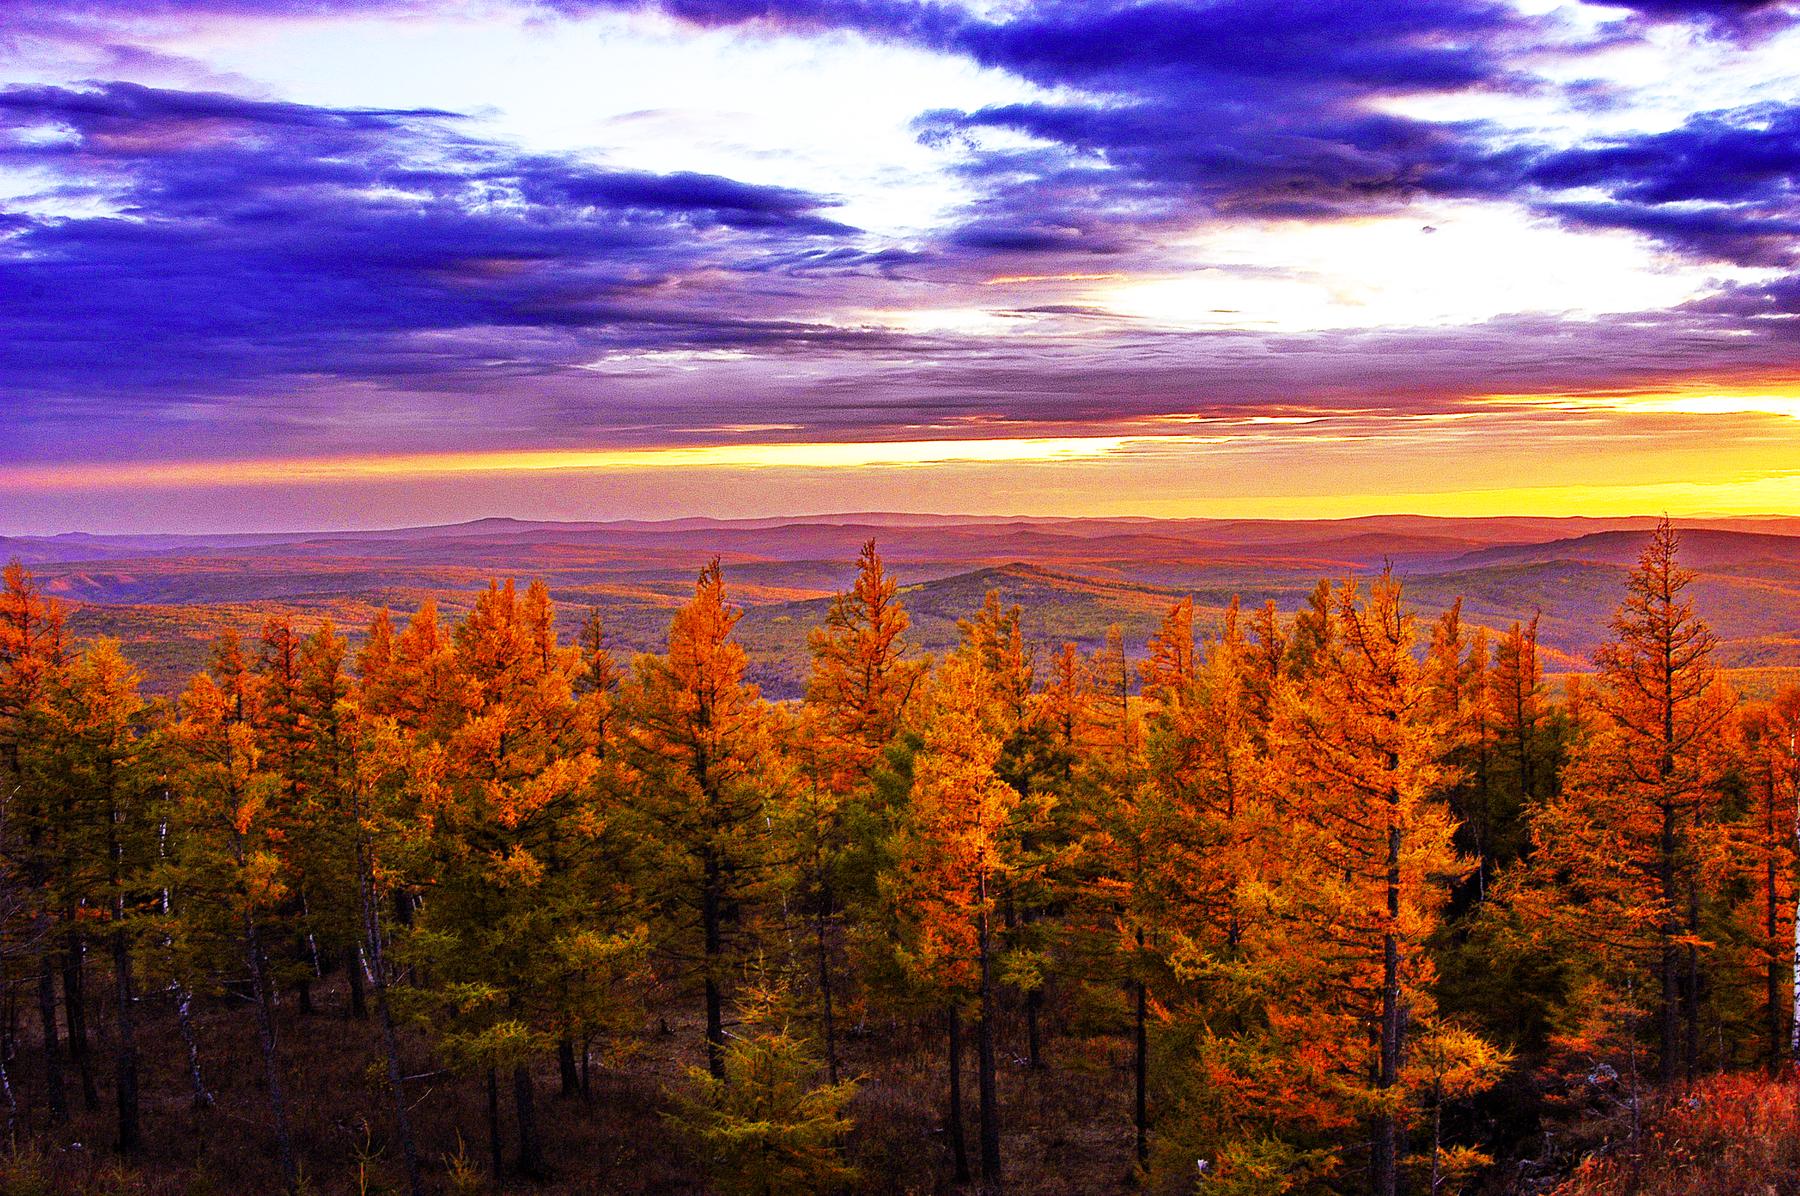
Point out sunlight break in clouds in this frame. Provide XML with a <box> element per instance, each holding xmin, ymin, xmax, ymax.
<box><xmin>0</xmin><ymin>436</ymin><xmax>1153</xmax><ymax>492</ymax></box>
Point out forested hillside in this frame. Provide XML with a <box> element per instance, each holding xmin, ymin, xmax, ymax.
<box><xmin>11</xmin><ymin>515</ymin><xmax>1800</xmax><ymax>705</ymax></box>
<box><xmin>1</xmin><ymin>521</ymin><xmax>1796</xmax><ymax>1195</ymax></box>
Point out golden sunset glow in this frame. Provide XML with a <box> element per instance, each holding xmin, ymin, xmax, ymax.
<box><xmin>6</xmin><ymin>435</ymin><xmax>1154</xmax><ymax>492</ymax></box>
<box><xmin>1488</xmin><ymin>384</ymin><xmax>1800</xmax><ymax>423</ymax></box>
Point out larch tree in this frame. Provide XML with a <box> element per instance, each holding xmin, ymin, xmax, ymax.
<box><xmin>255</xmin><ymin>615</ymin><xmax>326</xmax><ymax>1015</ymax></box>
<box><xmin>1733</xmin><ymin>696</ymin><xmax>1797</xmax><ymax>1070</ymax></box>
<box><xmin>1778</xmin><ymin>686</ymin><xmax>1800</xmax><ymax>1065</ymax></box>
<box><xmin>47</xmin><ymin>640</ymin><xmax>156</xmax><ymax>1153</ymax></box>
<box><xmin>410</xmin><ymin>578</ymin><xmax>599</xmax><ymax>1178</ymax></box>
<box><xmin>1022</xmin><ymin>635</ymin><xmax>1103</xmax><ymax>1074</ymax></box>
<box><xmin>0</xmin><ymin>560</ymin><xmax>73</xmax><ymax>1124</ymax></box>
<box><xmin>958</xmin><ymin>590</ymin><xmax>1065</xmax><ymax>1078</ymax></box>
<box><xmin>168</xmin><ymin>661</ymin><xmax>299</xmax><ymax>1193</ymax></box>
<box><xmin>338</xmin><ymin>682</ymin><xmax>439</xmax><ymax>1196</ymax></box>
<box><xmin>1267</xmin><ymin>571</ymin><xmax>1472</xmax><ymax>1196</ymax></box>
<box><xmin>1514</xmin><ymin>520</ymin><xmax>1735</xmax><ymax>1087</ymax></box>
<box><xmin>1141</xmin><ymin>597</ymin><xmax>1312</xmax><ymax>1187</ymax></box>
<box><xmin>292</xmin><ymin>622</ymin><xmax>366</xmax><ymax>1021</ymax></box>
<box><xmin>792</xmin><ymin>539</ymin><xmax>924</xmax><ymax>1081</ymax></box>
<box><xmin>888</xmin><ymin>649</ymin><xmax>1019</xmax><ymax>1191</ymax></box>
<box><xmin>623</xmin><ymin>561</ymin><xmax>774</xmax><ymax>1081</ymax></box>
<box><xmin>1425</xmin><ymin>600</ymin><xmax>1494</xmax><ymax>902</ymax></box>
<box><xmin>1080</xmin><ymin>616</ymin><xmax>1158</xmax><ymax>1170</ymax></box>
<box><xmin>1485</xmin><ymin>615</ymin><xmax>1550</xmax><ymax>880</ymax></box>
<box><xmin>560</xmin><ymin>602</ymin><xmax>647</xmax><ymax>1100</ymax></box>
<box><xmin>806</xmin><ymin>539</ymin><xmax>924</xmax><ymax>779</ymax></box>
<box><xmin>671</xmin><ymin>977</ymin><xmax>860</xmax><ymax>1196</ymax></box>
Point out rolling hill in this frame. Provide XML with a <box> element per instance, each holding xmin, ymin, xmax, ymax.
<box><xmin>12</xmin><ymin>514</ymin><xmax>1800</xmax><ymax>699</ymax></box>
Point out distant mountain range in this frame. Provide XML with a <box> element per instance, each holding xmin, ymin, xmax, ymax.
<box><xmin>8</xmin><ymin>514</ymin><xmax>1799</xmax><ymax>699</ymax></box>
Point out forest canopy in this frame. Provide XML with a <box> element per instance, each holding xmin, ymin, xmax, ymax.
<box><xmin>0</xmin><ymin>521</ymin><xmax>1795</xmax><ymax>1195</ymax></box>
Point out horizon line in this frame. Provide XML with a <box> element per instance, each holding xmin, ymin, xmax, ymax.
<box><xmin>9</xmin><ymin>509</ymin><xmax>1800</xmax><ymax>542</ymax></box>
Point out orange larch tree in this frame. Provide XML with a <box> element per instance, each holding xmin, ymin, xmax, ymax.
<box><xmin>887</xmin><ymin>648</ymin><xmax>1019</xmax><ymax>1190</ymax></box>
<box><xmin>410</xmin><ymin>578</ymin><xmax>599</xmax><ymax>1178</ymax></box>
<box><xmin>1514</xmin><ymin>520</ymin><xmax>1735</xmax><ymax>1087</ymax></box>
<box><xmin>1733</xmin><ymin>696</ymin><xmax>1797</xmax><ymax>1070</ymax></box>
<box><xmin>168</xmin><ymin>657</ymin><xmax>299</xmax><ymax>1193</ymax></box>
<box><xmin>623</xmin><ymin>561</ymin><xmax>774</xmax><ymax>1082</ymax></box>
<box><xmin>792</xmin><ymin>540</ymin><xmax>924</xmax><ymax>1081</ymax></box>
<box><xmin>1267</xmin><ymin>571</ymin><xmax>1472</xmax><ymax>1196</ymax></box>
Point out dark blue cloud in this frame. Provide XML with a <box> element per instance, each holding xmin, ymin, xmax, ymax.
<box><xmin>561</xmin><ymin>0</ymin><xmax>1800</xmax><ymax>268</ymax></box>
<box><xmin>590</xmin><ymin>1</ymin><xmax>1556</xmax><ymax>252</ymax></box>
<box><xmin>1600</xmin><ymin>0</ymin><xmax>1793</xmax><ymax>35</ymax></box>
<box><xmin>1528</xmin><ymin>104</ymin><xmax>1800</xmax><ymax>206</ymax></box>
<box><xmin>0</xmin><ymin>81</ymin><xmax>884</xmax><ymax>409</ymax></box>
<box><xmin>17</xmin><ymin>1</ymin><xmax>1800</xmax><ymax>268</ymax></box>
<box><xmin>1517</xmin><ymin>102</ymin><xmax>1800</xmax><ymax>264</ymax></box>
<box><xmin>889</xmin><ymin>3</ymin><xmax>1800</xmax><ymax>272</ymax></box>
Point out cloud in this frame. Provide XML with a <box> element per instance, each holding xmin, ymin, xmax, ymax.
<box><xmin>597</xmin><ymin>1</ymin><xmax>1561</xmax><ymax>253</ymax></box>
<box><xmin>1598</xmin><ymin>0</ymin><xmax>1794</xmax><ymax>36</ymax></box>
<box><xmin>1521</xmin><ymin>102</ymin><xmax>1800</xmax><ymax>264</ymax></box>
<box><xmin>915</xmin><ymin>3</ymin><xmax>1800</xmax><ymax>265</ymax></box>
<box><xmin>6</xmin><ymin>1</ymin><xmax>1800</xmax><ymax>485</ymax></box>
<box><xmin>537</xmin><ymin>0</ymin><xmax>1800</xmax><ymax>273</ymax></box>
<box><xmin>0</xmin><ymin>81</ymin><xmax>880</xmax><ymax>410</ymax></box>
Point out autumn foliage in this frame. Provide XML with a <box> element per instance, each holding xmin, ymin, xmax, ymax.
<box><xmin>1</xmin><ymin>524</ymin><xmax>1798</xmax><ymax>1195</ymax></box>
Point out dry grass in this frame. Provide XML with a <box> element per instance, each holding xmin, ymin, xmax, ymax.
<box><xmin>1549</xmin><ymin>1073</ymin><xmax>1800</xmax><ymax>1196</ymax></box>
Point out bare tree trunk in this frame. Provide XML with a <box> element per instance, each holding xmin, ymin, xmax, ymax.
<box><xmin>1373</xmin><ymin>799</ymin><xmax>1403</xmax><ymax>1196</ymax></box>
<box><xmin>1429</xmin><ymin>1081</ymin><xmax>1443</xmax><ymax>1196</ymax></box>
<box><xmin>702</xmin><ymin>849</ymin><xmax>726</xmax><ymax>1081</ymax></box>
<box><xmin>1025</xmin><ymin>988</ymin><xmax>1042</xmax><ymax>1071</ymax></box>
<box><xmin>1684</xmin><ymin>879</ymin><xmax>1701</xmax><ymax>1085</ymax></box>
<box><xmin>976</xmin><ymin>877</ymin><xmax>1002</xmax><ymax>1192</ymax></box>
<box><xmin>1625</xmin><ymin>985</ymin><xmax>1643</xmax><ymax>1188</ymax></box>
<box><xmin>486</xmin><ymin>1068</ymin><xmax>503</xmax><ymax>1178</ymax></box>
<box><xmin>815</xmin><ymin>900</ymin><xmax>839</xmax><ymax>1085</ymax></box>
<box><xmin>1767</xmin><ymin>770</ymin><xmax>1782</xmax><ymax>1071</ymax></box>
<box><xmin>947</xmin><ymin>1007</ymin><xmax>970</xmax><ymax>1184</ymax></box>
<box><xmin>157</xmin><ymin>816</ymin><xmax>213</xmax><ymax>1111</ymax></box>
<box><xmin>109</xmin><ymin>781</ymin><xmax>141</xmax><ymax>1153</ymax></box>
<box><xmin>346</xmin><ymin>946</ymin><xmax>368</xmax><ymax>1021</ymax></box>
<box><xmin>111</xmin><ymin>930</ymin><xmax>140</xmax><ymax>1154</ymax></box>
<box><xmin>244</xmin><ymin>911</ymin><xmax>298</xmax><ymax>1195</ymax></box>
<box><xmin>558</xmin><ymin>1037</ymin><xmax>580</xmax><ymax>1099</ymax></box>
<box><xmin>0</xmin><ymin>1049</ymin><xmax>15</xmax><ymax>1149</ymax></box>
<box><xmin>1659</xmin><ymin>800</ymin><xmax>1680</xmax><ymax>1086</ymax></box>
<box><xmin>1134</xmin><ymin>976</ymin><xmax>1148</xmax><ymax>1170</ymax></box>
<box><xmin>294</xmin><ymin>902</ymin><xmax>315</xmax><ymax>1016</ymax></box>
<box><xmin>514</xmin><ymin>1064</ymin><xmax>544</xmax><ymax>1179</ymax></box>
<box><xmin>1791</xmin><ymin>729</ymin><xmax>1800</xmax><ymax>1067</ymax></box>
<box><xmin>62</xmin><ymin>935</ymin><xmax>99</xmax><ymax>1111</ymax></box>
<box><xmin>35</xmin><ymin>952</ymin><xmax>66</xmax><ymax>1124</ymax></box>
<box><xmin>4</xmin><ymin>982</ymin><xmax>16</xmax><ymax>1070</ymax></box>
<box><xmin>173</xmin><ymin>982</ymin><xmax>212</xmax><ymax>1108</ymax></box>
<box><xmin>359</xmin><ymin>839</ymin><xmax>421</xmax><ymax>1196</ymax></box>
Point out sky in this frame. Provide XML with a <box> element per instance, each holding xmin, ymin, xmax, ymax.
<box><xmin>3</xmin><ymin>0</ymin><xmax>1800</xmax><ymax>532</ymax></box>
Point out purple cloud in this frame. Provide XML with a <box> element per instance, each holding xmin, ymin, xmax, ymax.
<box><xmin>0</xmin><ymin>82</ymin><xmax>883</xmax><ymax>405</ymax></box>
<box><xmin>546</xmin><ymin>0</ymin><xmax>1800</xmax><ymax>271</ymax></box>
<box><xmin>1519</xmin><ymin>103</ymin><xmax>1800</xmax><ymax>264</ymax></box>
<box><xmin>6</xmin><ymin>0</ymin><xmax>1800</xmax><ymax>484</ymax></box>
